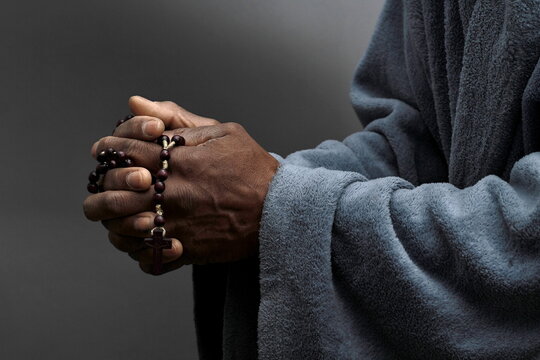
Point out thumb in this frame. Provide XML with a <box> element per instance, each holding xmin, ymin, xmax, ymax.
<box><xmin>128</xmin><ymin>96</ymin><xmax>218</xmax><ymax>129</ymax></box>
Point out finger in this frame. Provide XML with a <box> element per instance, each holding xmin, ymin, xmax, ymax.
<box><xmin>102</xmin><ymin>211</ymin><xmax>155</xmax><ymax>237</ymax></box>
<box><xmin>139</xmin><ymin>257</ymin><xmax>187</xmax><ymax>275</ymax></box>
<box><xmin>102</xmin><ymin>167</ymin><xmax>152</xmax><ymax>191</ymax></box>
<box><xmin>83</xmin><ymin>190</ymin><xmax>152</xmax><ymax>221</ymax></box>
<box><xmin>162</xmin><ymin>124</ymin><xmax>230</xmax><ymax>147</ymax></box>
<box><xmin>128</xmin><ymin>95</ymin><xmax>219</xmax><ymax>129</ymax></box>
<box><xmin>128</xmin><ymin>238</ymin><xmax>183</xmax><ymax>264</ymax></box>
<box><xmin>108</xmin><ymin>232</ymin><xmax>147</xmax><ymax>253</ymax></box>
<box><xmin>113</xmin><ymin>115</ymin><xmax>165</xmax><ymax>140</ymax></box>
<box><xmin>91</xmin><ymin>136</ymin><xmax>161</xmax><ymax>172</ymax></box>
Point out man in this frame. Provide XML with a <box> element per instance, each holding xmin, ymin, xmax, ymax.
<box><xmin>84</xmin><ymin>0</ymin><xmax>540</xmax><ymax>358</ymax></box>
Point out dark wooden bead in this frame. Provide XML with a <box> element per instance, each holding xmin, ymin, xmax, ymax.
<box><xmin>160</xmin><ymin>149</ymin><xmax>170</xmax><ymax>161</ymax></box>
<box><xmin>154</xmin><ymin>181</ymin><xmax>165</xmax><ymax>193</ymax></box>
<box><xmin>116</xmin><ymin>151</ymin><xmax>126</xmax><ymax>161</ymax></box>
<box><xmin>154</xmin><ymin>215</ymin><xmax>166</xmax><ymax>227</ymax></box>
<box><xmin>124</xmin><ymin>114</ymin><xmax>134</xmax><ymax>121</ymax></box>
<box><xmin>88</xmin><ymin>171</ymin><xmax>99</xmax><ymax>183</ymax></box>
<box><xmin>156</xmin><ymin>169</ymin><xmax>168</xmax><ymax>181</ymax></box>
<box><xmin>106</xmin><ymin>148</ymin><xmax>116</xmax><ymax>159</ymax></box>
<box><xmin>87</xmin><ymin>183</ymin><xmax>99</xmax><ymax>193</ymax></box>
<box><xmin>116</xmin><ymin>119</ymin><xmax>125</xmax><ymax>127</ymax></box>
<box><xmin>97</xmin><ymin>150</ymin><xmax>107</xmax><ymax>163</ymax></box>
<box><xmin>171</xmin><ymin>135</ymin><xmax>185</xmax><ymax>146</ymax></box>
<box><xmin>123</xmin><ymin>158</ymin><xmax>133</xmax><ymax>167</ymax></box>
<box><xmin>108</xmin><ymin>159</ymin><xmax>117</xmax><ymax>169</ymax></box>
<box><xmin>152</xmin><ymin>193</ymin><xmax>164</xmax><ymax>206</ymax></box>
<box><xmin>157</xmin><ymin>135</ymin><xmax>170</xmax><ymax>145</ymax></box>
<box><xmin>96</xmin><ymin>163</ymin><xmax>109</xmax><ymax>175</ymax></box>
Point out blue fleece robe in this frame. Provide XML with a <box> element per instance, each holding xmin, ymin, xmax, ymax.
<box><xmin>193</xmin><ymin>1</ymin><xmax>540</xmax><ymax>358</ymax></box>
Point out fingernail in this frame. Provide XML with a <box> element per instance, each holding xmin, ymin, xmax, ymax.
<box><xmin>142</xmin><ymin>120</ymin><xmax>160</xmax><ymax>137</ymax></box>
<box><xmin>126</xmin><ymin>171</ymin><xmax>142</xmax><ymax>189</ymax></box>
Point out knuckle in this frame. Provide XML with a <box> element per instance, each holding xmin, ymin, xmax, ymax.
<box><xmin>173</xmin><ymin>110</ymin><xmax>191</xmax><ymax>126</ymax></box>
<box><xmin>166</xmin><ymin>100</ymin><xmax>185</xmax><ymax>112</ymax></box>
<box><xmin>223</xmin><ymin>122</ymin><xmax>244</xmax><ymax>133</ymax></box>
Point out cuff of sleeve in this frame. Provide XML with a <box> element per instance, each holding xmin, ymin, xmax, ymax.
<box><xmin>256</xmin><ymin>162</ymin><xmax>365</xmax><ymax>356</ymax></box>
<box><xmin>269</xmin><ymin>152</ymin><xmax>284</xmax><ymax>163</ymax></box>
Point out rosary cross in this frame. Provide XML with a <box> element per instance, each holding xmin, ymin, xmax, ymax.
<box><xmin>144</xmin><ymin>227</ymin><xmax>172</xmax><ymax>275</ymax></box>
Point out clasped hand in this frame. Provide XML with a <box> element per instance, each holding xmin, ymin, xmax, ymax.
<box><xmin>83</xmin><ymin>96</ymin><xmax>279</xmax><ymax>274</ymax></box>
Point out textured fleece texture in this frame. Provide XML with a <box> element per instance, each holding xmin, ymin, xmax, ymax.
<box><xmin>193</xmin><ymin>0</ymin><xmax>540</xmax><ymax>359</ymax></box>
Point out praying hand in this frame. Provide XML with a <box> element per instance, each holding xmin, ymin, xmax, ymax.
<box><xmin>83</xmin><ymin>96</ymin><xmax>279</xmax><ymax>274</ymax></box>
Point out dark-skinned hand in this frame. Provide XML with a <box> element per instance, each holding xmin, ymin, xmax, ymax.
<box><xmin>83</xmin><ymin>97</ymin><xmax>279</xmax><ymax>275</ymax></box>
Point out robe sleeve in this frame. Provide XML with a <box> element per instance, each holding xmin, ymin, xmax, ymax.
<box><xmin>256</xmin><ymin>1</ymin><xmax>540</xmax><ymax>359</ymax></box>
<box><xmin>258</xmin><ymin>157</ymin><xmax>540</xmax><ymax>359</ymax></box>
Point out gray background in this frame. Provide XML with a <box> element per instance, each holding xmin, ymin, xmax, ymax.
<box><xmin>0</xmin><ymin>1</ymin><xmax>383</xmax><ymax>359</ymax></box>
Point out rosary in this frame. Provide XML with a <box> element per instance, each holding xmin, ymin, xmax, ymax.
<box><xmin>87</xmin><ymin>115</ymin><xmax>185</xmax><ymax>275</ymax></box>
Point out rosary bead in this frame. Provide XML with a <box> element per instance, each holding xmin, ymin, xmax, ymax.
<box><xmin>154</xmin><ymin>215</ymin><xmax>166</xmax><ymax>227</ymax></box>
<box><xmin>96</xmin><ymin>163</ymin><xmax>109</xmax><ymax>175</ymax></box>
<box><xmin>160</xmin><ymin>149</ymin><xmax>170</xmax><ymax>161</ymax></box>
<box><xmin>152</xmin><ymin>193</ymin><xmax>164</xmax><ymax>205</ymax></box>
<box><xmin>124</xmin><ymin>114</ymin><xmax>134</xmax><ymax>121</ymax></box>
<box><xmin>156</xmin><ymin>169</ymin><xmax>169</xmax><ymax>181</ymax></box>
<box><xmin>106</xmin><ymin>148</ymin><xmax>116</xmax><ymax>159</ymax></box>
<box><xmin>154</xmin><ymin>181</ymin><xmax>166</xmax><ymax>193</ymax></box>
<box><xmin>87</xmin><ymin>183</ymin><xmax>99</xmax><ymax>193</ymax></box>
<box><xmin>157</xmin><ymin>135</ymin><xmax>170</xmax><ymax>145</ymax></box>
<box><xmin>108</xmin><ymin>159</ymin><xmax>117</xmax><ymax>169</ymax></box>
<box><xmin>88</xmin><ymin>171</ymin><xmax>99</xmax><ymax>183</ymax></box>
<box><xmin>171</xmin><ymin>135</ymin><xmax>185</xmax><ymax>146</ymax></box>
<box><xmin>116</xmin><ymin>151</ymin><xmax>126</xmax><ymax>161</ymax></box>
<box><xmin>97</xmin><ymin>150</ymin><xmax>107</xmax><ymax>163</ymax></box>
<box><xmin>123</xmin><ymin>158</ymin><xmax>133</xmax><ymax>167</ymax></box>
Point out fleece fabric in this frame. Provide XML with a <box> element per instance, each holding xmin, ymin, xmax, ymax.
<box><xmin>193</xmin><ymin>0</ymin><xmax>540</xmax><ymax>358</ymax></box>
